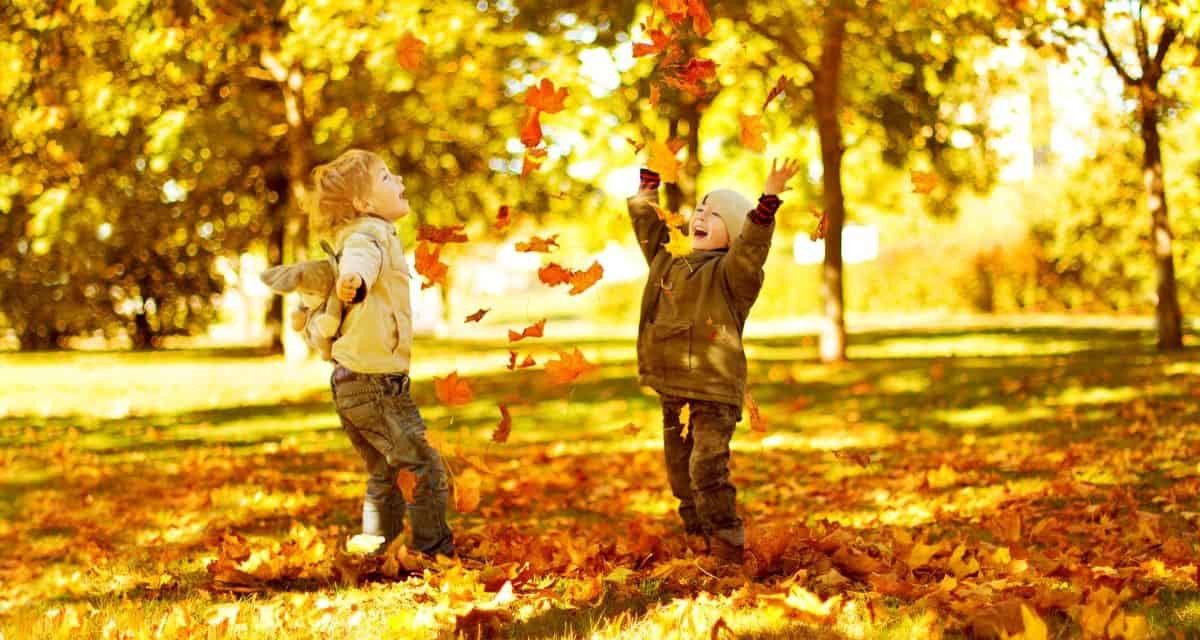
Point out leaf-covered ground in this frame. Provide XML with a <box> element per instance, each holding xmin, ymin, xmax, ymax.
<box><xmin>2</xmin><ymin>320</ymin><xmax>1199</xmax><ymax>639</ymax></box>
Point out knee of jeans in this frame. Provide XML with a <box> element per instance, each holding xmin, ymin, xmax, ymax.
<box><xmin>689</xmin><ymin>458</ymin><xmax>730</xmax><ymax>490</ymax></box>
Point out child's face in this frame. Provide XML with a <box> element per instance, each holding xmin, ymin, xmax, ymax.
<box><xmin>363</xmin><ymin>164</ymin><xmax>410</xmax><ymax>221</ymax></box>
<box><xmin>689</xmin><ymin>195</ymin><xmax>730</xmax><ymax>251</ymax></box>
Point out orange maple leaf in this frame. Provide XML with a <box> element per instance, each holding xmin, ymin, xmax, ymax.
<box><xmin>464</xmin><ymin>308</ymin><xmax>490</xmax><ymax>323</ymax></box>
<box><xmin>649</xmin><ymin>202</ymin><xmax>686</xmax><ymax>227</ymax></box>
<box><xmin>396</xmin><ymin>32</ymin><xmax>426</xmax><ymax>71</ymax></box>
<box><xmin>624</xmin><ymin>137</ymin><xmax>647</xmax><ymax>153</ymax></box>
<box><xmin>678</xmin><ymin>58</ymin><xmax>717</xmax><ymax>83</ymax></box>
<box><xmin>417</xmin><ymin>224</ymin><xmax>468</xmax><ymax>244</ymax></box>
<box><xmin>434</xmin><ymin>371</ymin><xmax>474</xmax><ymax>406</ymax></box>
<box><xmin>809</xmin><ymin>207</ymin><xmax>829</xmax><ymax>241</ymax></box>
<box><xmin>515</xmin><ymin>234</ymin><xmax>559</xmax><ymax>253</ymax></box>
<box><xmin>649</xmin><ymin>83</ymin><xmax>662</xmax><ymax>108</ymax></box>
<box><xmin>739</xmin><ymin>114</ymin><xmax>766</xmax><ymax>152</ymax></box>
<box><xmin>545</xmin><ymin>348</ymin><xmax>599</xmax><ymax>386</ymax></box>
<box><xmin>744</xmin><ymin>390</ymin><xmax>768</xmax><ymax>433</ymax></box>
<box><xmin>568</xmin><ymin>261</ymin><xmax>604</xmax><ymax>295</ymax></box>
<box><xmin>414</xmin><ymin>242</ymin><xmax>448</xmax><ymax>290</ymax></box>
<box><xmin>521</xmin><ymin>147</ymin><xmax>547</xmax><ymax>178</ymax></box>
<box><xmin>520</xmin><ymin>109</ymin><xmax>543</xmax><ymax>148</ymax></box>
<box><xmin>633</xmin><ymin>28</ymin><xmax>673</xmax><ymax>58</ymax></box>
<box><xmin>538</xmin><ymin>262</ymin><xmax>572</xmax><ymax>286</ymax></box>
<box><xmin>911</xmin><ymin>170</ymin><xmax>938</xmax><ymax>195</ymax></box>
<box><xmin>396</xmin><ymin>470</ymin><xmax>418</xmax><ymax>503</ymax></box>
<box><xmin>494</xmin><ymin>205</ymin><xmax>513</xmax><ymax>232</ymax></box>
<box><xmin>506</xmin><ymin>351</ymin><xmax>537</xmax><ymax>370</ymax></box>
<box><xmin>524</xmin><ymin>78</ymin><xmax>569</xmax><ymax>114</ymax></box>
<box><xmin>687</xmin><ymin>0</ymin><xmax>712</xmax><ymax>36</ymax></box>
<box><xmin>507</xmin><ymin>318</ymin><xmax>546</xmax><ymax>343</ymax></box>
<box><xmin>656</xmin><ymin>0</ymin><xmax>690</xmax><ymax>23</ymax></box>
<box><xmin>492</xmin><ymin>404</ymin><xmax>512</xmax><ymax>443</ymax></box>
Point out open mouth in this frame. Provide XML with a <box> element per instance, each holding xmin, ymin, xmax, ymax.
<box><xmin>693</xmin><ymin>229</ymin><xmax>708</xmax><ymax>239</ymax></box>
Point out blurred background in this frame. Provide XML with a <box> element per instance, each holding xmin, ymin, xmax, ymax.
<box><xmin>1</xmin><ymin>0</ymin><xmax>1197</xmax><ymax>359</ymax></box>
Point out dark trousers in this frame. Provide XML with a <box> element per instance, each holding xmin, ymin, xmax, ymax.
<box><xmin>661</xmin><ymin>394</ymin><xmax>745</xmax><ymax>547</ymax></box>
<box><xmin>331</xmin><ymin>367</ymin><xmax>453</xmax><ymax>556</ymax></box>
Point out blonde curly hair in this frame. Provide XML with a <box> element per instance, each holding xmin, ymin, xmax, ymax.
<box><xmin>306</xmin><ymin>149</ymin><xmax>387</xmax><ymax>235</ymax></box>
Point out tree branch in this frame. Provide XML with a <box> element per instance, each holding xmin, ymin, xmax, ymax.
<box><xmin>1132</xmin><ymin>0</ymin><xmax>1150</xmax><ymax>72</ymax></box>
<box><xmin>1097</xmin><ymin>23</ymin><xmax>1140</xmax><ymax>86</ymax></box>
<box><xmin>744</xmin><ymin>18</ymin><xmax>816</xmax><ymax>76</ymax></box>
<box><xmin>1150</xmin><ymin>24</ymin><xmax>1179</xmax><ymax>78</ymax></box>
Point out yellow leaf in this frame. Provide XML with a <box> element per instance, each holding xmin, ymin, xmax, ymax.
<box><xmin>1019</xmin><ymin>604</ymin><xmax>1048</xmax><ymax>640</ymax></box>
<box><xmin>739</xmin><ymin>114</ymin><xmax>766</xmax><ymax>151</ymax></box>
<box><xmin>907</xmin><ymin>541</ymin><xmax>941</xmax><ymax>568</ymax></box>
<box><xmin>649</xmin><ymin>201</ymin><xmax>686</xmax><ymax>227</ymax></box>
<box><xmin>911</xmin><ymin>170</ymin><xmax>938</xmax><ymax>195</ymax></box>
<box><xmin>948</xmin><ymin>543</ymin><xmax>980</xmax><ymax>578</ymax></box>
<box><xmin>647</xmin><ymin>140</ymin><xmax>681</xmax><ymax>184</ymax></box>
<box><xmin>664</xmin><ymin>226</ymin><xmax>693</xmax><ymax>257</ymax></box>
<box><xmin>679</xmin><ymin>403</ymin><xmax>691</xmax><ymax>440</ymax></box>
<box><xmin>454</xmin><ymin>469</ymin><xmax>482</xmax><ymax>513</ymax></box>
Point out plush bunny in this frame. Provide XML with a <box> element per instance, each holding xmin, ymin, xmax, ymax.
<box><xmin>260</xmin><ymin>241</ymin><xmax>346</xmax><ymax>360</ymax></box>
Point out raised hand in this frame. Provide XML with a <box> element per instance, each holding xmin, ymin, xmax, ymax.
<box><xmin>763</xmin><ymin>158</ymin><xmax>802</xmax><ymax>196</ymax></box>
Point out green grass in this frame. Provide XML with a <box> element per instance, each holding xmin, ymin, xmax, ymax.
<box><xmin>0</xmin><ymin>317</ymin><xmax>1198</xmax><ymax>639</ymax></box>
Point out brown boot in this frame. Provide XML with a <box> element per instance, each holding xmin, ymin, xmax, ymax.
<box><xmin>711</xmin><ymin>537</ymin><xmax>744</xmax><ymax>565</ymax></box>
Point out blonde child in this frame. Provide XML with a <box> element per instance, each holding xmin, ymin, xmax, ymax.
<box><xmin>310</xmin><ymin>149</ymin><xmax>453</xmax><ymax>557</ymax></box>
<box><xmin>628</xmin><ymin>159</ymin><xmax>801</xmax><ymax>564</ymax></box>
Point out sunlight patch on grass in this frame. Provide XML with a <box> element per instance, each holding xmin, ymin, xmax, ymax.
<box><xmin>850</xmin><ymin>334</ymin><xmax>1091</xmax><ymax>359</ymax></box>
<box><xmin>754</xmin><ymin>423</ymin><xmax>898</xmax><ymax>453</ymax></box>
<box><xmin>1045</xmin><ymin>384</ymin><xmax>1157</xmax><ymax>407</ymax></box>
<box><xmin>935</xmin><ymin>404</ymin><xmax>1055</xmax><ymax>429</ymax></box>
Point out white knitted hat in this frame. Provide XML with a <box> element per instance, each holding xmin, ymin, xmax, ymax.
<box><xmin>700</xmin><ymin>189</ymin><xmax>754</xmax><ymax>243</ymax></box>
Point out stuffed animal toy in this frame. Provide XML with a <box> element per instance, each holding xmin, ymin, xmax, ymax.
<box><xmin>260</xmin><ymin>241</ymin><xmax>346</xmax><ymax>360</ymax></box>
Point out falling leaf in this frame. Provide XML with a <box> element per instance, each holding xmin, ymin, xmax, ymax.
<box><xmin>507</xmin><ymin>351</ymin><xmax>537</xmax><ymax>370</ymax></box>
<box><xmin>677</xmin><ymin>58</ymin><xmax>717</xmax><ymax>84</ymax></box>
<box><xmin>494</xmin><ymin>205</ymin><xmax>513</xmax><ymax>231</ymax></box>
<box><xmin>414</xmin><ymin>242</ymin><xmax>449</xmax><ymax>290</ymax></box>
<box><xmin>911</xmin><ymin>170</ymin><xmax>938</xmax><ymax>195</ymax></box>
<box><xmin>434</xmin><ymin>371</ymin><xmax>474</xmax><ymax>406</ymax></box>
<box><xmin>647</xmin><ymin>140</ymin><xmax>682</xmax><ymax>184</ymax></box>
<box><xmin>396</xmin><ymin>470</ymin><xmax>418</xmax><ymax>503</ymax></box>
<box><xmin>625</xmin><ymin>137</ymin><xmax>647</xmax><ymax>153</ymax></box>
<box><xmin>520</xmin><ymin>109</ymin><xmax>543</xmax><ymax>148</ymax></box>
<box><xmin>634</xmin><ymin>28</ymin><xmax>673</xmax><ymax>58</ymax></box>
<box><xmin>454</xmin><ymin>470</ymin><xmax>482</xmax><ymax>513</ymax></box>
<box><xmin>464</xmin><ymin>308</ymin><xmax>490</xmax><ymax>323</ymax></box>
<box><xmin>763</xmin><ymin>75</ymin><xmax>789</xmax><ymax>111</ymax></box>
<box><xmin>508</xmin><ymin>318</ymin><xmax>546</xmax><ymax>343</ymax></box>
<box><xmin>744</xmin><ymin>390</ymin><xmax>767</xmax><ymax>433</ymax></box>
<box><xmin>538</xmin><ymin>262</ymin><xmax>572</xmax><ymax>287</ymax></box>
<box><xmin>664</xmin><ymin>226</ymin><xmax>693</xmax><ymax>257</ymax></box>
<box><xmin>739</xmin><ymin>114</ymin><xmax>766</xmax><ymax>152</ymax></box>
<box><xmin>417</xmin><ymin>224</ymin><xmax>468</xmax><ymax>244</ymax></box>
<box><xmin>687</xmin><ymin>0</ymin><xmax>712</xmax><ymax>36</ymax></box>
<box><xmin>568</xmin><ymin>261</ymin><xmax>604</xmax><ymax>295</ymax></box>
<box><xmin>622</xmin><ymin>422</ymin><xmax>641</xmax><ymax>435</ymax></box>
<box><xmin>521</xmin><ymin>147</ymin><xmax>547</xmax><ymax>178</ymax></box>
<box><xmin>396</xmin><ymin>32</ymin><xmax>426</xmax><ymax>71</ymax></box>
<box><xmin>679</xmin><ymin>403</ymin><xmax>692</xmax><ymax>440</ymax></box>
<box><xmin>649</xmin><ymin>202</ymin><xmax>686</xmax><ymax>228</ymax></box>
<box><xmin>834</xmin><ymin>450</ymin><xmax>871</xmax><ymax>467</ymax></box>
<box><xmin>492</xmin><ymin>404</ymin><xmax>512</xmax><ymax>443</ymax></box>
<box><xmin>809</xmin><ymin>207</ymin><xmax>829</xmax><ymax>241</ymax></box>
<box><xmin>545</xmin><ymin>348</ymin><xmax>599</xmax><ymax>386</ymax></box>
<box><xmin>657</xmin><ymin>0</ymin><xmax>690</xmax><ymax>23</ymax></box>
<box><xmin>524</xmin><ymin>78</ymin><xmax>569</xmax><ymax>114</ymax></box>
<box><xmin>515</xmin><ymin>234</ymin><xmax>559</xmax><ymax>253</ymax></box>
<box><xmin>649</xmin><ymin>83</ymin><xmax>662</xmax><ymax>108</ymax></box>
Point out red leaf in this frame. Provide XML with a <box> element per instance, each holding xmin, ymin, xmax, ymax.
<box><xmin>492</xmin><ymin>404</ymin><xmax>512</xmax><ymax>443</ymax></box>
<box><xmin>656</xmin><ymin>0</ymin><xmax>690</xmax><ymax>24</ymax></box>
<box><xmin>434</xmin><ymin>371</ymin><xmax>474</xmax><ymax>406</ymax></box>
<box><xmin>396</xmin><ymin>470</ymin><xmax>418</xmax><ymax>503</ymax></box>
<box><xmin>506</xmin><ymin>351</ymin><xmax>537</xmax><ymax>370</ymax></box>
<box><xmin>520</xmin><ymin>109</ymin><xmax>543</xmax><ymax>148</ymax></box>
<box><xmin>515</xmin><ymin>234</ymin><xmax>559</xmax><ymax>253</ymax></box>
<box><xmin>678</xmin><ymin>58</ymin><xmax>717</xmax><ymax>83</ymax></box>
<box><xmin>396</xmin><ymin>32</ymin><xmax>426</xmax><ymax>71</ymax></box>
<box><xmin>633</xmin><ymin>29</ymin><xmax>673</xmax><ymax>58</ymax></box>
<box><xmin>464</xmin><ymin>308</ymin><xmax>490</xmax><ymax>323</ymax></box>
<box><xmin>494</xmin><ymin>205</ymin><xmax>513</xmax><ymax>232</ymax></box>
<box><xmin>687</xmin><ymin>0</ymin><xmax>712</xmax><ymax>36</ymax></box>
<box><xmin>417</xmin><ymin>224</ymin><xmax>468</xmax><ymax>244</ymax></box>
<box><xmin>521</xmin><ymin>147</ymin><xmax>547</xmax><ymax>178</ymax></box>
<box><xmin>524</xmin><ymin>78</ymin><xmax>568</xmax><ymax>114</ymax></box>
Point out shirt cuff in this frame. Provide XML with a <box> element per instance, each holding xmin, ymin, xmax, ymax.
<box><xmin>351</xmin><ymin>282</ymin><xmax>367</xmax><ymax>304</ymax></box>
<box><xmin>639</xmin><ymin>168</ymin><xmax>661</xmax><ymax>192</ymax></box>
<box><xmin>749</xmin><ymin>194</ymin><xmax>782</xmax><ymax>226</ymax></box>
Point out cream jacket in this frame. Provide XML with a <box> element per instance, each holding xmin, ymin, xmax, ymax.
<box><xmin>330</xmin><ymin>216</ymin><xmax>413</xmax><ymax>373</ymax></box>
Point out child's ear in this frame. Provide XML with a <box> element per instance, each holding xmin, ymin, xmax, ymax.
<box><xmin>352</xmin><ymin>195</ymin><xmax>370</xmax><ymax>214</ymax></box>
<box><xmin>260</xmin><ymin>265</ymin><xmax>301</xmax><ymax>293</ymax></box>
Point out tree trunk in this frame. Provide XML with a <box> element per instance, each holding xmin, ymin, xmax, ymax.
<box><xmin>264</xmin><ymin>171</ymin><xmax>289</xmax><ymax>353</ymax></box>
<box><xmin>280</xmin><ymin>65</ymin><xmax>313</xmax><ymax>361</ymax></box>
<box><xmin>1139</xmin><ymin>93</ymin><xmax>1184</xmax><ymax>350</ymax></box>
<box><xmin>665</xmin><ymin>98</ymin><xmax>703</xmax><ymax>215</ymax></box>
<box><xmin>813</xmin><ymin>3</ymin><xmax>849</xmax><ymax>362</ymax></box>
<box><xmin>132</xmin><ymin>311</ymin><xmax>154</xmax><ymax>350</ymax></box>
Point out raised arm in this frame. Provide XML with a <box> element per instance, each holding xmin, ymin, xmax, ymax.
<box><xmin>723</xmin><ymin>158</ymin><xmax>800</xmax><ymax>302</ymax></box>
<box><xmin>627</xmin><ymin>168</ymin><xmax>670</xmax><ymax>264</ymax></box>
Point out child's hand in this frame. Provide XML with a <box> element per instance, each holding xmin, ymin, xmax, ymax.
<box><xmin>763</xmin><ymin>158</ymin><xmax>802</xmax><ymax>196</ymax></box>
<box><xmin>337</xmin><ymin>272</ymin><xmax>363</xmax><ymax>303</ymax></box>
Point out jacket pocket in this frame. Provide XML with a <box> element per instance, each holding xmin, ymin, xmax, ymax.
<box><xmin>650</xmin><ymin>321</ymin><xmax>692</xmax><ymax>373</ymax></box>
